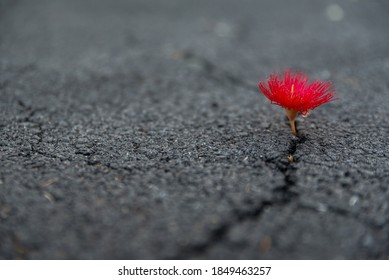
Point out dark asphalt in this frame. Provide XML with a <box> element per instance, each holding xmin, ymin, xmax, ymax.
<box><xmin>0</xmin><ymin>0</ymin><xmax>388</xmax><ymax>259</ymax></box>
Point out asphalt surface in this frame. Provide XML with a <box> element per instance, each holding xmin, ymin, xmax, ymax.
<box><xmin>0</xmin><ymin>0</ymin><xmax>388</xmax><ymax>259</ymax></box>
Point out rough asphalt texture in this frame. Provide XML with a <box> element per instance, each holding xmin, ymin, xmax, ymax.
<box><xmin>0</xmin><ymin>0</ymin><xmax>388</xmax><ymax>259</ymax></box>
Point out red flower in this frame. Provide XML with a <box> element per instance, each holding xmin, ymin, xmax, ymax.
<box><xmin>258</xmin><ymin>69</ymin><xmax>337</xmax><ymax>135</ymax></box>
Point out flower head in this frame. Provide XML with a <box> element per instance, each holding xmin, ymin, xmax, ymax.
<box><xmin>258</xmin><ymin>69</ymin><xmax>337</xmax><ymax>135</ymax></box>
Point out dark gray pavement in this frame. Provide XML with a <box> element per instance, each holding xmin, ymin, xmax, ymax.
<box><xmin>0</xmin><ymin>0</ymin><xmax>388</xmax><ymax>259</ymax></box>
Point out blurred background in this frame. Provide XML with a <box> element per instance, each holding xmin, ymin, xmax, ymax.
<box><xmin>1</xmin><ymin>0</ymin><xmax>388</xmax><ymax>72</ymax></box>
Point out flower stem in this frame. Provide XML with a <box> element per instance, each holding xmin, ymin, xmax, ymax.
<box><xmin>285</xmin><ymin>109</ymin><xmax>298</xmax><ymax>136</ymax></box>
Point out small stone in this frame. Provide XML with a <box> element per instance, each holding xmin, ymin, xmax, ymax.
<box><xmin>43</xmin><ymin>192</ymin><xmax>55</xmax><ymax>203</ymax></box>
<box><xmin>259</xmin><ymin>236</ymin><xmax>272</xmax><ymax>254</ymax></box>
<box><xmin>349</xmin><ymin>196</ymin><xmax>359</xmax><ymax>207</ymax></box>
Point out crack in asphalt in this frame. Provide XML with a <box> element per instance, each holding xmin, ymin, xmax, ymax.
<box><xmin>270</xmin><ymin>135</ymin><xmax>307</xmax><ymax>201</ymax></box>
<box><xmin>172</xmin><ymin>135</ymin><xmax>307</xmax><ymax>259</ymax></box>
